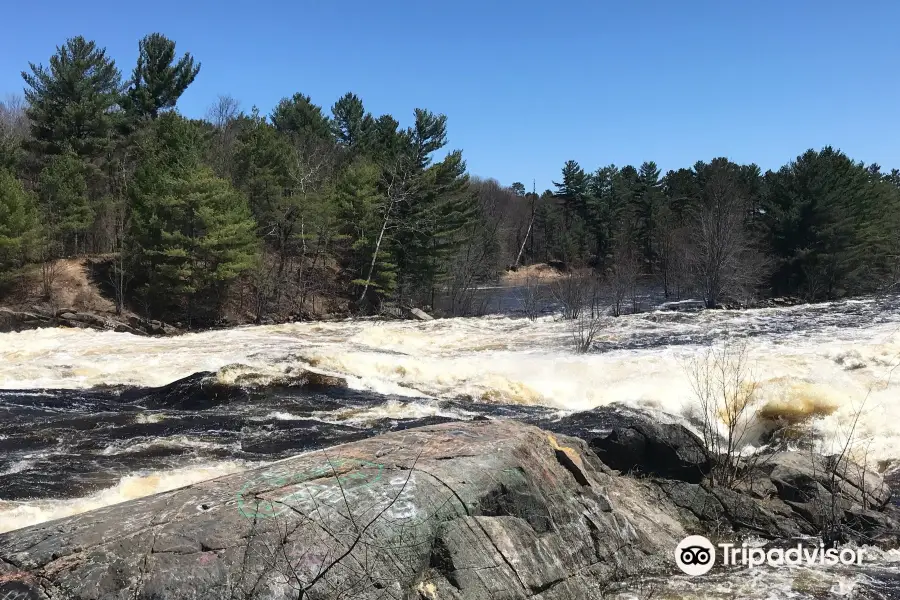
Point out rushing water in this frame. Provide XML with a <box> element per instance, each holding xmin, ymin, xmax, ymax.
<box><xmin>1</xmin><ymin>295</ymin><xmax>899</xmax><ymax>597</ymax></box>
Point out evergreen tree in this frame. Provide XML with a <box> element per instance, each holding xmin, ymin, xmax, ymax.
<box><xmin>552</xmin><ymin>160</ymin><xmax>590</xmax><ymax>265</ymax></box>
<box><xmin>129</xmin><ymin>113</ymin><xmax>254</xmax><ymax>321</ymax></box>
<box><xmin>231</xmin><ymin>110</ymin><xmax>293</xmax><ymax>246</ymax></box>
<box><xmin>123</xmin><ymin>33</ymin><xmax>200</xmax><ymax>120</ymax></box>
<box><xmin>38</xmin><ymin>150</ymin><xmax>93</xmax><ymax>256</ymax></box>
<box><xmin>0</xmin><ymin>169</ymin><xmax>40</xmax><ymax>279</ymax></box>
<box><xmin>586</xmin><ymin>164</ymin><xmax>621</xmax><ymax>264</ymax></box>
<box><xmin>366</xmin><ymin>114</ymin><xmax>407</xmax><ymax>163</ymax></box>
<box><xmin>761</xmin><ymin>147</ymin><xmax>900</xmax><ymax>298</ymax></box>
<box><xmin>553</xmin><ymin>160</ymin><xmax>589</xmax><ymax>226</ymax></box>
<box><xmin>635</xmin><ymin>161</ymin><xmax>662</xmax><ymax>269</ymax></box>
<box><xmin>271</xmin><ymin>93</ymin><xmax>332</xmax><ymax>141</ymax></box>
<box><xmin>334</xmin><ymin>159</ymin><xmax>395</xmax><ymax>294</ymax></box>
<box><xmin>133</xmin><ymin>166</ymin><xmax>258</xmax><ymax>322</ymax></box>
<box><xmin>331</xmin><ymin>92</ymin><xmax>372</xmax><ymax>151</ymax></box>
<box><xmin>663</xmin><ymin>167</ymin><xmax>700</xmax><ymax>223</ymax></box>
<box><xmin>22</xmin><ymin>36</ymin><xmax>122</xmax><ymax>159</ymax></box>
<box><xmin>389</xmin><ymin>110</ymin><xmax>477</xmax><ymax>305</ymax></box>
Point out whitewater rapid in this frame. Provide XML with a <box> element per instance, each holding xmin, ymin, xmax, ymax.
<box><xmin>1</xmin><ymin>296</ymin><xmax>899</xmax><ymax>534</ymax></box>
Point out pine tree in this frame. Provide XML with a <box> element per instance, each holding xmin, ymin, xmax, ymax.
<box><xmin>760</xmin><ymin>147</ymin><xmax>900</xmax><ymax>298</ymax></box>
<box><xmin>38</xmin><ymin>150</ymin><xmax>93</xmax><ymax>256</ymax></box>
<box><xmin>22</xmin><ymin>36</ymin><xmax>122</xmax><ymax>159</ymax></box>
<box><xmin>553</xmin><ymin>160</ymin><xmax>589</xmax><ymax>227</ymax></box>
<box><xmin>663</xmin><ymin>167</ymin><xmax>700</xmax><ymax>223</ymax></box>
<box><xmin>635</xmin><ymin>161</ymin><xmax>662</xmax><ymax>269</ymax></box>
<box><xmin>366</xmin><ymin>114</ymin><xmax>407</xmax><ymax>163</ymax></box>
<box><xmin>123</xmin><ymin>33</ymin><xmax>200</xmax><ymax>121</ymax></box>
<box><xmin>552</xmin><ymin>160</ymin><xmax>590</xmax><ymax>265</ymax></box>
<box><xmin>128</xmin><ymin>113</ymin><xmax>256</xmax><ymax>321</ymax></box>
<box><xmin>271</xmin><ymin>93</ymin><xmax>332</xmax><ymax>141</ymax></box>
<box><xmin>331</xmin><ymin>93</ymin><xmax>373</xmax><ymax>151</ymax></box>
<box><xmin>231</xmin><ymin>110</ymin><xmax>293</xmax><ymax>244</ymax></box>
<box><xmin>0</xmin><ymin>169</ymin><xmax>40</xmax><ymax>279</ymax></box>
<box><xmin>586</xmin><ymin>164</ymin><xmax>620</xmax><ymax>264</ymax></box>
<box><xmin>388</xmin><ymin>110</ymin><xmax>477</xmax><ymax>305</ymax></box>
<box><xmin>334</xmin><ymin>159</ymin><xmax>396</xmax><ymax>295</ymax></box>
<box><xmin>133</xmin><ymin>167</ymin><xmax>258</xmax><ymax>322</ymax></box>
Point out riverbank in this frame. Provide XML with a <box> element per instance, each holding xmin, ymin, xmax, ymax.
<box><xmin>0</xmin><ymin>258</ymin><xmax>827</xmax><ymax>338</ymax></box>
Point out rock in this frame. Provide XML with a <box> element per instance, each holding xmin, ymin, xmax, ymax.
<box><xmin>407</xmin><ymin>307</ymin><xmax>434</xmax><ymax>321</ymax></box>
<box><xmin>762</xmin><ymin>451</ymin><xmax>892</xmax><ymax>510</ymax></box>
<box><xmin>137</xmin><ymin>318</ymin><xmax>180</xmax><ymax>336</ymax></box>
<box><xmin>0</xmin><ymin>421</ymin><xmax>686</xmax><ymax>600</ymax></box>
<box><xmin>0</xmin><ymin>308</ymin><xmax>53</xmax><ymax>333</ymax></box>
<box><xmin>654</xmin><ymin>479</ymin><xmax>805</xmax><ymax>539</ymax></box>
<box><xmin>552</xmin><ymin>406</ymin><xmax>711</xmax><ymax>483</ymax></box>
<box><xmin>294</xmin><ymin>370</ymin><xmax>348</xmax><ymax>389</ymax></box>
<box><xmin>658</xmin><ymin>299</ymin><xmax>706</xmax><ymax>312</ymax></box>
<box><xmin>120</xmin><ymin>372</ymin><xmax>249</xmax><ymax>410</ymax></box>
<box><xmin>843</xmin><ymin>506</ymin><xmax>900</xmax><ymax>548</ymax></box>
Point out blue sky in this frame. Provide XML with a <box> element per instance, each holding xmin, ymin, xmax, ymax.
<box><xmin>2</xmin><ymin>0</ymin><xmax>898</xmax><ymax>191</ymax></box>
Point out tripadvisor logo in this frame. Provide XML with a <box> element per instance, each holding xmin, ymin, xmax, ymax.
<box><xmin>674</xmin><ymin>535</ymin><xmax>865</xmax><ymax>576</ymax></box>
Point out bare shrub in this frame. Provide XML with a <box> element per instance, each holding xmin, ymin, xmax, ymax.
<box><xmin>572</xmin><ymin>310</ymin><xmax>605</xmax><ymax>354</ymax></box>
<box><xmin>607</xmin><ymin>240</ymin><xmax>639</xmax><ymax>317</ymax></box>
<box><xmin>518</xmin><ymin>274</ymin><xmax>545</xmax><ymax>321</ymax></box>
<box><xmin>551</xmin><ymin>270</ymin><xmax>597</xmax><ymax>320</ymax></box>
<box><xmin>812</xmin><ymin>354</ymin><xmax>898</xmax><ymax>545</ymax></box>
<box><xmin>684</xmin><ymin>340</ymin><xmax>762</xmax><ymax>488</ymax></box>
<box><xmin>40</xmin><ymin>258</ymin><xmax>61</xmax><ymax>302</ymax></box>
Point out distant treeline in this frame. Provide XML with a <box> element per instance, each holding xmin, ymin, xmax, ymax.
<box><xmin>0</xmin><ymin>34</ymin><xmax>898</xmax><ymax>325</ymax></box>
<box><xmin>524</xmin><ymin>151</ymin><xmax>900</xmax><ymax>308</ymax></box>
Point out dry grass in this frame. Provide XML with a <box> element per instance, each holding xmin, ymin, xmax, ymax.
<box><xmin>1</xmin><ymin>258</ymin><xmax>115</xmax><ymax>313</ymax></box>
<box><xmin>501</xmin><ymin>263</ymin><xmax>567</xmax><ymax>284</ymax></box>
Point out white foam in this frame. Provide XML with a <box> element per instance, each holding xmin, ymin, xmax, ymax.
<box><xmin>0</xmin><ymin>460</ymin><xmax>256</xmax><ymax>533</ymax></box>
<box><xmin>1</xmin><ymin>303</ymin><xmax>899</xmax><ymax>470</ymax></box>
<box><xmin>99</xmin><ymin>436</ymin><xmax>233</xmax><ymax>455</ymax></box>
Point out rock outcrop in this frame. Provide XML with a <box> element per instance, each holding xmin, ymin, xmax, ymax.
<box><xmin>548</xmin><ymin>406</ymin><xmax>899</xmax><ymax>548</ymax></box>
<box><xmin>0</xmin><ymin>420</ymin><xmax>686</xmax><ymax>600</ymax></box>
<box><xmin>0</xmin><ymin>306</ymin><xmax>180</xmax><ymax>336</ymax></box>
<box><xmin>551</xmin><ymin>406</ymin><xmax>711</xmax><ymax>483</ymax></box>
<box><xmin>0</xmin><ymin>411</ymin><xmax>896</xmax><ymax>599</ymax></box>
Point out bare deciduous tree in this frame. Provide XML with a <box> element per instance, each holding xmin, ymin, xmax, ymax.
<box><xmin>206</xmin><ymin>95</ymin><xmax>242</xmax><ymax>179</ymax></box>
<box><xmin>0</xmin><ymin>94</ymin><xmax>29</xmax><ymax>145</ymax></box>
<box><xmin>443</xmin><ymin>179</ymin><xmax>508</xmax><ymax>316</ymax></box>
<box><xmin>207</xmin><ymin>94</ymin><xmax>241</xmax><ymax>129</ymax></box>
<box><xmin>690</xmin><ymin>162</ymin><xmax>765</xmax><ymax>308</ymax></box>
<box><xmin>607</xmin><ymin>238</ymin><xmax>640</xmax><ymax>317</ymax></box>
<box><xmin>572</xmin><ymin>309</ymin><xmax>605</xmax><ymax>353</ymax></box>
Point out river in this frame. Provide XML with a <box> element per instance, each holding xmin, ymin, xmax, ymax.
<box><xmin>1</xmin><ymin>295</ymin><xmax>899</xmax><ymax>597</ymax></box>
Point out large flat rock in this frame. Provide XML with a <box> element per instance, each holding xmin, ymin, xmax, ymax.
<box><xmin>0</xmin><ymin>420</ymin><xmax>686</xmax><ymax>600</ymax></box>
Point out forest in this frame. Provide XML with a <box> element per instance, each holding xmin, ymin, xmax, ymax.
<box><xmin>1</xmin><ymin>33</ymin><xmax>899</xmax><ymax>326</ymax></box>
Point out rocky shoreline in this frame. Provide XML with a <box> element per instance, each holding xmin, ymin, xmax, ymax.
<box><xmin>0</xmin><ymin>405</ymin><xmax>896</xmax><ymax>599</ymax></box>
<box><xmin>0</xmin><ymin>306</ymin><xmax>181</xmax><ymax>336</ymax></box>
<box><xmin>0</xmin><ymin>294</ymin><xmax>838</xmax><ymax>338</ymax></box>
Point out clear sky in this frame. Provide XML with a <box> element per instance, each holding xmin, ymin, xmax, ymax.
<box><xmin>2</xmin><ymin>0</ymin><xmax>898</xmax><ymax>191</ymax></box>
